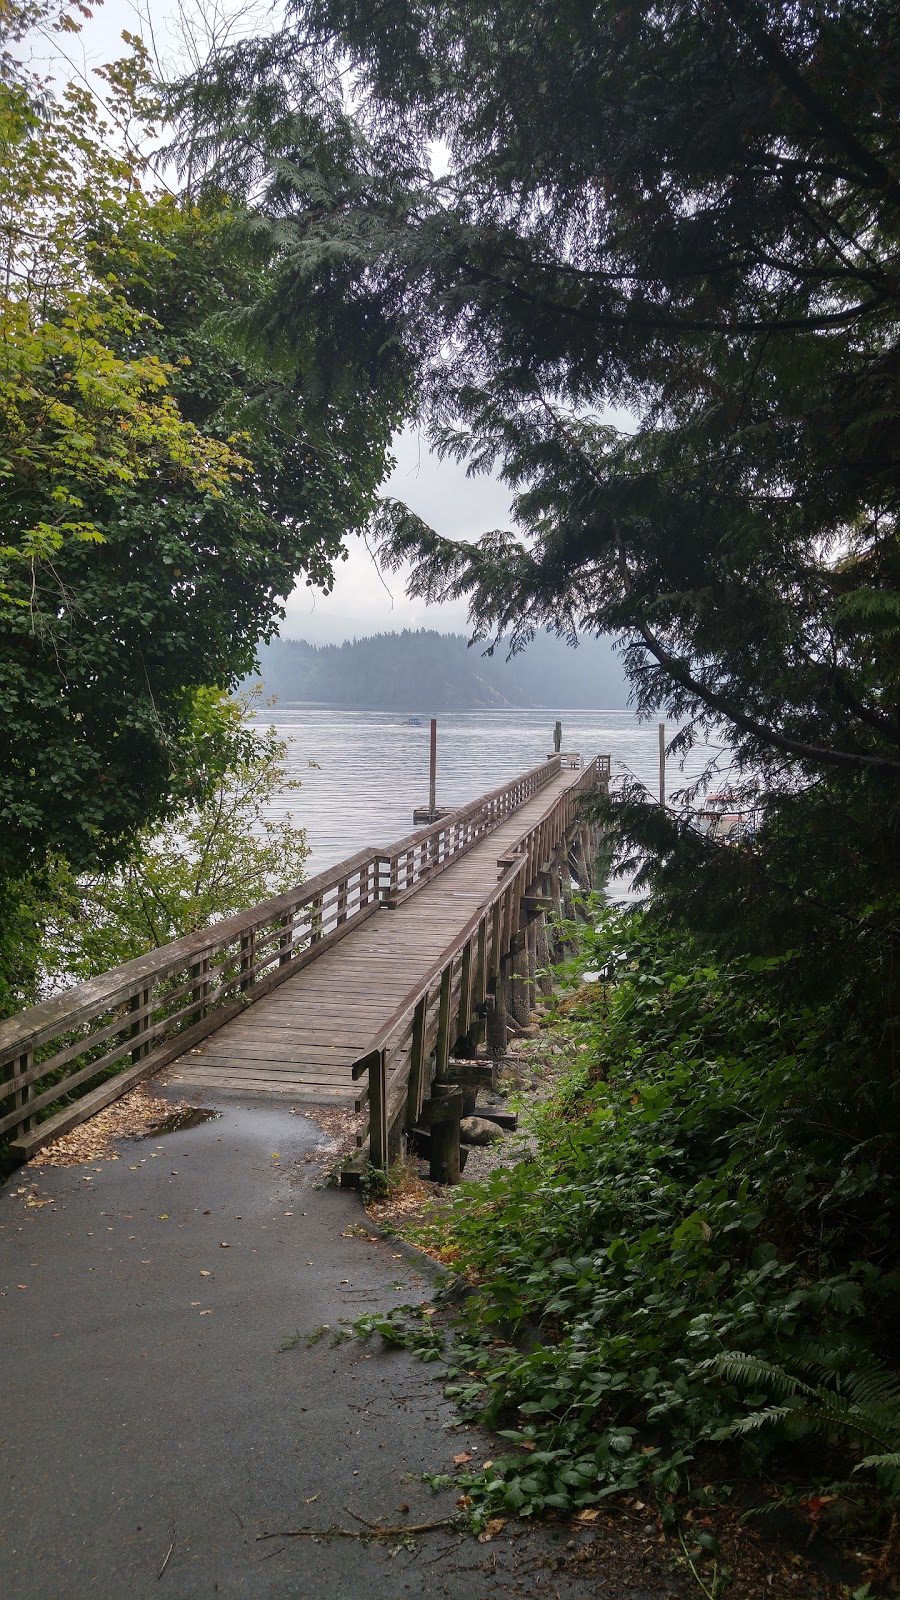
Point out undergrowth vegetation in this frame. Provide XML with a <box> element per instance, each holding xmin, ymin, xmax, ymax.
<box><xmin>369</xmin><ymin>909</ymin><xmax>899</xmax><ymax>1542</ymax></box>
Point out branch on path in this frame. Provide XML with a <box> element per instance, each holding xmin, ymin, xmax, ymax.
<box><xmin>256</xmin><ymin>1511</ymin><xmax>456</xmax><ymax>1541</ymax></box>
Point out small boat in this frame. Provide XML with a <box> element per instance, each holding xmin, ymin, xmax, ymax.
<box><xmin>696</xmin><ymin>791</ymin><xmax>743</xmax><ymax>840</ymax></box>
<box><xmin>400</xmin><ymin>716</ymin><xmax>423</xmax><ymax>726</ymax></box>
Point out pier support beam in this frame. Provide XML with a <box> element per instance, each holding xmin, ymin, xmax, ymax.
<box><xmin>486</xmin><ymin>969</ymin><xmax>509</xmax><ymax>1058</ymax></box>
<box><xmin>509</xmin><ymin>930</ymin><xmax>531</xmax><ymax>1027</ymax></box>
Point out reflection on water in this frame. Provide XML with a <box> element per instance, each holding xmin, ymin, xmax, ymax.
<box><xmin>255</xmin><ymin>708</ymin><xmax>732</xmax><ymax>888</ymax></box>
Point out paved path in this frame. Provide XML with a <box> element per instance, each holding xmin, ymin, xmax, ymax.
<box><xmin>166</xmin><ymin>769</ymin><xmax>577</xmax><ymax>1103</ymax></box>
<box><xmin>0</xmin><ymin>1088</ymin><xmax>675</xmax><ymax>1600</ymax></box>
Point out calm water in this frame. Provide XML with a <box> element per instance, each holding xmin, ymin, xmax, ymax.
<box><xmin>254</xmin><ymin>708</ymin><xmax>732</xmax><ymax>879</ymax></box>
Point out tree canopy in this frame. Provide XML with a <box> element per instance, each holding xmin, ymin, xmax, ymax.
<box><xmin>0</xmin><ymin>5</ymin><xmax>410</xmax><ymax>883</ymax></box>
<box><xmin>174</xmin><ymin>0</ymin><xmax>899</xmax><ymax>1004</ymax></box>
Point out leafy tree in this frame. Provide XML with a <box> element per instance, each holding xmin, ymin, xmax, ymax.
<box><xmin>0</xmin><ymin>3</ymin><xmax>410</xmax><ymax>886</ymax></box>
<box><xmin>173</xmin><ymin>0</ymin><xmax>900</xmax><ymax>1004</ymax></box>
<box><xmin>31</xmin><ymin>705</ymin><xmax>308</xmax><ymax>990</ymax></box>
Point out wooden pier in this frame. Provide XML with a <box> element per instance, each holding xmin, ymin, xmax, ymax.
<box><xmin>0</xmin><ymin>753</ymin><xmax>609</xmax><ymax>1176</ymax></box>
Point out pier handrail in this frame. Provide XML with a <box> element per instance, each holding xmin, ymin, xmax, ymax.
<box><xmin>0</xmin><ymin>752</ymin><xmax>572</xmax><ymax>1151</ymax></box>
<box><xmin>351</xmin><ymin>755</ymin><xmax>606</xmax><ymax>1164</ymax></box>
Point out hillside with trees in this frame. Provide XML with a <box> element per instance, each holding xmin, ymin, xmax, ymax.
<box><xmin>253</xmin><ymin>629</ymin><xmax>628</xmax><ymax>709</ymax></box>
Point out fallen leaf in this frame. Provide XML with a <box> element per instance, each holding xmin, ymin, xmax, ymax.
<box><xmin>483</xmin><ymin>1460</ymin><xmax>493</xmax><ymax>1470</ymax></box>
<box><xmin>478</xmin><ymin>1518</ymin><xmax>507</xmax><ymax>1543</ymax></box>
<box><xmin>303</xmin><ymin>1494</ymin><xmax>319</xmax><ymax>1505</ymax></box>
<box><xmin>453</xmin><ymin>1452</ymin><xmax>472</xmax><ymax>1466</ymax></box>
<box><xmin>158</xmin><ymin>1214</ymin><xmax>169</xmax><ymax>1220</ymax></box>
<box><xmin>199</xmin><ymin>1270</ymin><xmax>212</xmax><ymax>1278</ymax></box>
<box><xmin>199</xmin><ymin>1309</ymin><xmax>213</xmax><ymax>1316</ymax></box>
<box><xmin>576</xmin><ymin>1509</ymin><xmax>601</xmax><ymax>1524</ymax></box>
<box><xmin>220</xmin><ymin>1241</ymin><xmax>230</xmax><ymax>1248</ymax></box>
<box><xmin>271</xmin><ymin>1152</ymin><xmax>280</xmax><ymax>1159</ymax></box>
<box><xmin>455</xmin><ymin>1495</ymin><xmax>472</xmax><ymax>1510</ymax></box>
<box><xmin>16</xmin><ymin>1284</ymin><xmax>27</xmax><ymax>1289</ymax></box>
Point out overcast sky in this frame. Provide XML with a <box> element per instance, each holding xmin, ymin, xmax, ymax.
<box><xmin>27</xmin><ymin>0</ymin><xmax>626</xmax><ymax>646</ymax></box>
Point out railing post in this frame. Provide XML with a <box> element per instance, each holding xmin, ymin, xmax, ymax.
<box><xmin>240</xmin><ymin>930</ymin><xmax>255</xmax><ymax>990</ymax></box>
<box><xmin>6</xmin><ymin>1049</ymin><xmax>34</xmax><ymax>1137</ymax></box>
<box><xmin>458</xmin><ymin>938</ymin><xmax>473</xmax><ymax>1042</ymax></box>
<box><xmin>332</xmin><ymin>880</ymin><xmax>345</xmax><ymax>929</ymax></box>
<box><xmin>405</xmin><ymin>996</ymin><xmax>429</xmax><ymax>1125</ymax></box>
<box><xmin>279</xmin><ymin>915</ymin><xmax>293</xmax><ymax>965</ymax></box>
<box><xmin>130</xmin><ymin>987</ymin><xmax>152</xmax><ymax>1062</ymax></box>
<box><xmin>475</xmin><ymin>917</ymin><xmax>488</xmax><ymax>1013</ymax></box>
<box><xmin>191</xmin><ymin>956</ymin><xmax>211</xmax><ymax>1021</ymax></box>
<box><xmin>369</xmin><ymin>1050</ymin><xmax>389</xmax><ymax>1171</ymax></box>
<box><xmin>435</xmin><ymin>965</ymin><xmax>453</xmax><ymax>1079</ymax></box>
<box><xmin>376</xmin><ymin>855</ymin><xmax>391</xmax><ymax>901</ymax></box>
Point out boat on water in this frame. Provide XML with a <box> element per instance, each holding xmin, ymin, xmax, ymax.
<box><xmin>695</xmin><ymin>791</ymin><xmax>750</xmax><ymax>841</ymax></box>
<box><xmin>400</xmin><ymin>716</ymin><xmax>423</xmax><ymax>726</ymax></box>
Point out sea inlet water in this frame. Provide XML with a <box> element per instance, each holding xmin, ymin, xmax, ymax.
<box><xmin>254</xmin><ymin>707</ymin><xmax>733</xmax><ymax>882</ymax></box>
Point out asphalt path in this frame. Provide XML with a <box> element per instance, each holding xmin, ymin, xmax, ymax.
<box><xmin>0</xmin><ymin>1090</ymin><xmax>677</xmax><ymax>1600</ymax></box>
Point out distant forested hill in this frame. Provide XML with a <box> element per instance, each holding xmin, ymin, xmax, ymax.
<box><xmin>251</xmin><ymin>630</ymin><xmax>627</xmax><ymax>709</ymax></box>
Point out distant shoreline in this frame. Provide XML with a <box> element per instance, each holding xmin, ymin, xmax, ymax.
<box><xmin>256</xmin><ymin>701</ymin><xmax>629</xmax><ymax>713</ymax></box>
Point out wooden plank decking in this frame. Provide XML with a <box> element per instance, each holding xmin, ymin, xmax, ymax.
<box><xmin>165</xmin><ymin>767</ymin><xmax>580</xmax><ymax>1104</ymax></box>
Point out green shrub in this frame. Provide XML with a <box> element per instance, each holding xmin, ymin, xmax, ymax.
<box><xmin>406</xmin><ymin>909</ymin><xmax>899</xmax><ymax>1521</ymax></box>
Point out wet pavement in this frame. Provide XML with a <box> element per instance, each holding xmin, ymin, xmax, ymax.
<box><xmin>0</xmin><ymin>1091</ymin><xmax>679</xmax><ymax>1599</ymax></box>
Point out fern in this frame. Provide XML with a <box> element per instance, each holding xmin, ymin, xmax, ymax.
<box><xmin>704</xmin><ymin>1348</ymin><xmax>900</xmax><ymax>1484</ymax></box>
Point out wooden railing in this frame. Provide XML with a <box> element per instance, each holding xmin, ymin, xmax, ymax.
<box><xmin>352</xmin><ymin>755</ymin><xmax>606</xmax><ymax>1166</ymax></box>
<box><xmin>0</xmin><ymin>754</ymin><xmax>569</xmax><ymax>1157</ymax></box>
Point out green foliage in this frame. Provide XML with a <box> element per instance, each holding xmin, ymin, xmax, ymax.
<box><xmin>0</xmin><ymin>1</ymin><xmax>410</xmax><ymax>886</ymax></box>
<box><xmin>0</xmin><ymin>874</ymin><xmax>45</xmax><ymax>1017</ymax></box>
<box><xmin>0</xmin><ymin>43</ymin><xmax>242</xmax><ymax>597</ymax></box>
<box><xmin>27</xmin><ymin>707</ymin><xmax>308</xmax><ymax>991</ymax></box>
<box><xmin>385</xmin><ymin>911</ymin><xmax>899</xmax><ymax>1520</ymax></box>
<box><xmin>705</xmin><ymin>1350</ymin><xmax>900</xmax><ymax>1494</ymax></box>
<box><xmin>354</xmin><ymin>1306</ymin><xmax>444</xmax><ymax>1361</ymax></box>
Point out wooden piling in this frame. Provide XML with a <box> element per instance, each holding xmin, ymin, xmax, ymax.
<box><xmin>486</xmin><ymin>970</ymin><xmax>509</xmax><ymax>1059</ymax></box>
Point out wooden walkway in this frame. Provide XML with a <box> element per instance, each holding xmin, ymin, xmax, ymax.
<box><xmin>164</xmin><ymin>766</ymin><xmax>582</xmax><ymax>1105</ymax></box>
<box><xmin>1</xmin><ymin>753</ymin><xmax>607</xmax><ymax>1167</ymax></box>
